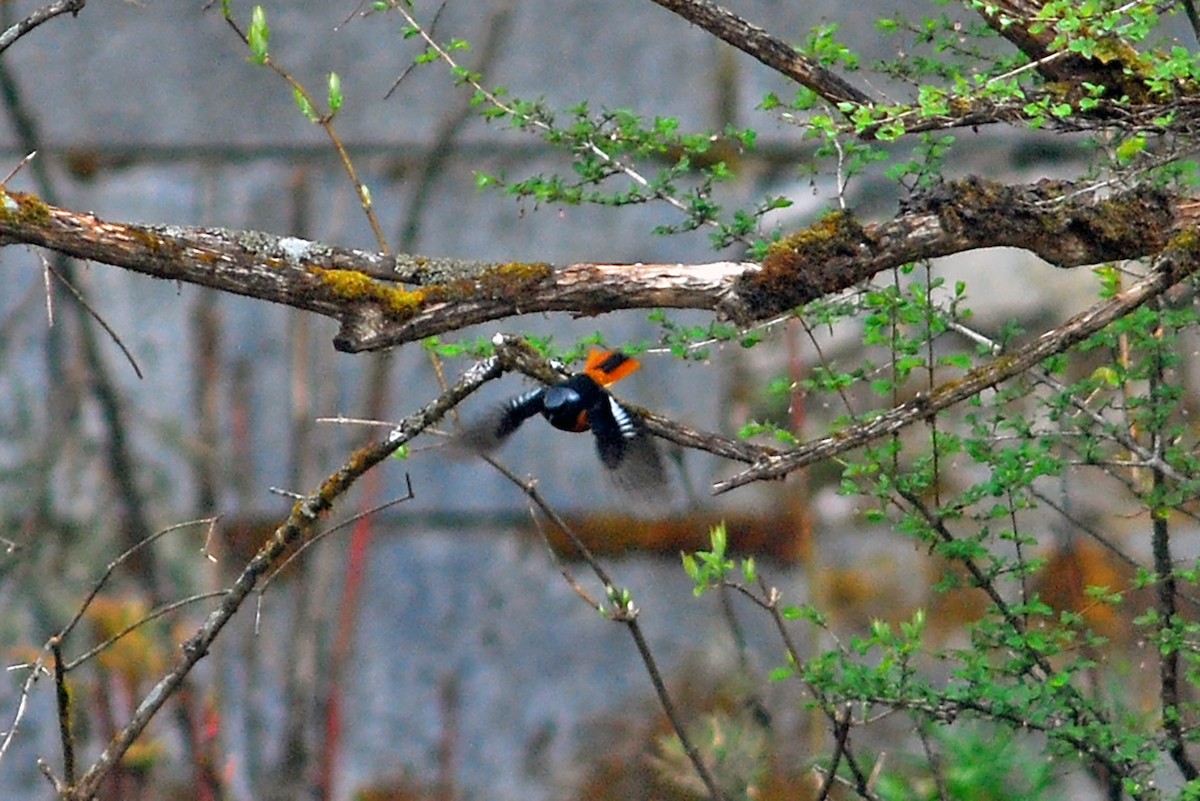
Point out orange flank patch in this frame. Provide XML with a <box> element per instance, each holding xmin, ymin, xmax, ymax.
<box><xmin>583</xmin><ymin>349</ymin><xmax>640</xmax><ymax>386</ymax></box>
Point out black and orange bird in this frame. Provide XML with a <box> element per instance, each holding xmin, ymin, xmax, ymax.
<box><xmin>460</xmin><ymin>349</ymin><xmax>666</xmax><ymax>490</ymax></box>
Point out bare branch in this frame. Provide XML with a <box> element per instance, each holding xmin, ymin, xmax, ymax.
<box><xmin>0</xmin><ymin>0</ymin><xmax>86</xmax><ymax>57</ymax></box>
<box><xmin>63</xmin><ymin>357</ymin><xmax>501</xmax><ymax>801</ymax></box>
<box><xmin>480</xmin><ymin>449</ymin><xmax>727</xmax><ymax>801</ymax></box>
<box><xmin>45</xmin><ymin>259</ymin><xmax>143</xmax><ymax>379</ymax></box>
<box><xmin>51</xmin><ymin>639</ymin><xmax>74</xmax><ymax>786</ymax></box>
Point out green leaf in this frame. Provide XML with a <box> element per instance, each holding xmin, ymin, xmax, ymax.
<box><xmin>709</xmin><ymin>522</ymin><xmax>727</xmax><ymax>559</ymax></box>
<box><xmin>293</xmin><ymin>86</ymin><xmax>318</xmax><ymax>122</ymax></box>
<box><xmin>681</xmin><ymin>552</ymin><xmax>700</xmax><ymax>582</ymax></box>
<box><xmin>741</xmin><ymin>557</ymin><xmax>756</xmax><ymax>584</ymax></box>
<box><xmin>1116</xmin><ymin>132</ymin><xmax>1146</xmax><ymax>164</ymax></box>
<box><xmin>327</xmin><ymin>72</ymin><xmax>343</xmax><ymax>113</ymax></box>
<box><xmin>248</xmin><ymin>6</ymin><xmax>270</xmax><ymax>64</ymax></box>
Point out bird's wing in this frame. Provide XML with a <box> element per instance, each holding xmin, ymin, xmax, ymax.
<box><xmin>587</xmin><ymin>395</ymin><xmax>667</xmax><ymax>492</ymax></box>
<box><xmin>457</xmin><ymin>388</ymin><xmax>545</xmax><ymax>454</ymax></box>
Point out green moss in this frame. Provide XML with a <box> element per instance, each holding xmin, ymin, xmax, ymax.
<box><xmin>1168</xmin><ymin>227</ymin><xmax>1200</xmax><ymax>255</ymax></box>
<box><xmin>312</xmin><ymin>260</ymin><xmax>551</xmax><ymax>319</ymax></box>
<box><xmin>127</xmin><ymin>226</ymin><xmax>179</xmax><ymax>257</ymax></box>
<box><xmin>740</xmin><ymin>210</ymin><xmax>868</xmax><ymax>315</ymax></box>
<box><xmin>762</xmin><ymin>211</ymin><xmax>862</xmax><ymax>275</ymax></box>
<box><xmin>0</xmin><ymin>189</ymin><xmax>51</xmax><ymax>227</ymax></box>
<box><xmin>314</xmin><ymin>267</ymin><xmax>426</xmax><ymax>317</ymax></box>
<box><xmin>477</xmin><ymin>261</ymin><xmax>553</xmax><ymax>296</ymax></box>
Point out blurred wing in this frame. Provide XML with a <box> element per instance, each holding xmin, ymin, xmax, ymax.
<box><xmin>587</xmin><ymin>393</ymin><xmax>636</xmax><ymax>468</ymax></box>
<box><xmin>457</xmin><ymin>388</ymin><xmax>545</xmax><ymax>454</ymax></box>
<box><xmin>588</xmin><ymin>394</ymin><xmax>667</xmax><ymax>493</ymax></box>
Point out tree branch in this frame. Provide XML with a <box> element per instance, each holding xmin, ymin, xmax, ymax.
<box><xmin>0</xmin><ymin>180</ymin><xmax>1194</xmax><ymax>355</ymax></box>
<box><xmin>644</xmin><ymin>0</ymin><xmax>873</xmax><ymax>107</ymax></box>
<box><xmin>713</xmin><ymin>241</ymin><xmax>1200</xmax><ymax>493</ymax></box>
<box><xmin>971</xmin><ymin>0</ymin><xmax>1149</xmax><ymax>96</ymax></box>
<box><xmin>63</xmin><ymin>357</ymin><xmax>501</xmax><ymax>801</ymax></box>
<box><xmin>0</xmin><ymin>0</ymin><xmax>86</xmax><ymax>57</ymax></box>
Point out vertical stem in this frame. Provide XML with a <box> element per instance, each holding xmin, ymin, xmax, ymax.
<box><xmin>1147</xmin><ymin>312</ymin><xmax>1198</xmax><ymax>781</ymax></box>
<box><xmin>51</xmin><ymin>638</ymin><xmax>75</xmax><ymax>786</ymax></box>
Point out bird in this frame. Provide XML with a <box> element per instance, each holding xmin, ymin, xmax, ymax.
<box><xmin>458</xmin><ymin>349</ymin><xmax>666</xmax><ymax>491</ymax></box>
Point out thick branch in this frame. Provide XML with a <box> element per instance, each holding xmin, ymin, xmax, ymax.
<box><xmin>713</xmin><ymin>240</ymin><xmax>1200</xmax><ymax>493</ymax></box>
<box><xmin>972</xmin><ymin>0</ymin><xmax>1149</xmax><ymax>96</ymax></box>
<box><xmin>644</xmin><ymin>0</ymin><xmax>873</xmax><ymax>107</ymax></box>
<box><xmin>0</xmin><ymin>180</ymin><xmax>1193</xmax><ymax>354</ymax></box>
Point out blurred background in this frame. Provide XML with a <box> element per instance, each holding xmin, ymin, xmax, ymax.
<box><xmin>0</xmin><ymin>1</ymin><xmax>1193</xmax><ymax>799</ymax></box>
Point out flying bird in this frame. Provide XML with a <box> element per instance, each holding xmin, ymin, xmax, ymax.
<box><xmin>459</xmin><ymin>349</ymin><xmax>666</xmax><ymax>491</ymax></box>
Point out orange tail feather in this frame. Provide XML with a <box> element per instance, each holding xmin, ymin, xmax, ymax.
<box><xmin>583</xmin><ymin>349</ymin><xmax>640</xmax><ymax>386</ymax></box>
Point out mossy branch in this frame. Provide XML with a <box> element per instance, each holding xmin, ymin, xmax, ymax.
<box><xmin>0</xmin><ymin>180</ymin><xmax>1195</xmax><ymax>353</ymax></box>
<box><xmin>714</xmin><ymin>234</ymin><xmax>1200</xmax><ymax>493</ymax></box>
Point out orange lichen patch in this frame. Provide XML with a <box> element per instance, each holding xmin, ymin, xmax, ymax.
<box><xmin>542</xmin><ymin>511</ymin><xmax>808</xmax><ymax>562</ymax></box>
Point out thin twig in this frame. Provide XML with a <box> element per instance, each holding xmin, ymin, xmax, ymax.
<box><xmin>62</xmin><ymin>518</ymin><xmax>217</xmax><ymax>643</ymax></box>
<box><xmin>260</xmin><ymin>474</ymin><xmax>416</xmax><ymax>591</ymax></box>
<box><xmin>221</xmin><ymin>9</ymin><xmax>390</xmax><ymax>253</ymax></box>
<box><xmin>716</xmin><ymin>250</ymin><xmax>1200</xmax><ymax>492</ymax></box>
<box><xmin>481</xmin><ymin>451</ymin><xmax>727</xmax><ymax>801</ymax></box>
<box><xmin>62</xmin><ymin>356</ymin><xmax>501</xmax><ymax>801</ymax></box>
<box><xmin>45</xmin><ymin>259</ymin><xmax>143</xmax><ymax>379</ymax></box>
<box><xmin>0</xmin><ymin>519</ymin><xmax>214</xmax><ymax>770</ymax></box>
<box><xmin>1147</xmin><ymin>319</ymin><xmax>1199</xmax><ymax>781</ymax></box>
<box><xmin>815</xmin><ymin>704</ymin><xmax>853</xmax><ymax>801</ymax></box>
<box><xmin>1</xmin><ymin>149</ymin><xmax>37</xmax><ymax>185</ymax></box>
<box><xmin>63</xmin><ymin>592</ymin><xmax>229</xmax><ymax>673</ymax></box>
<box><xmin>389</xmin><ymin>1</ymin><xmax>719</xmax><ymax>232</ymax></box>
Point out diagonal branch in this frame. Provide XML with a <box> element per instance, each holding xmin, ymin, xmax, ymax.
<box><xmin>644</xmin><ymin>0</ymin><xmax>873</xmax><ymax>107</ymax></box>
<box><xmin>712</xmin><ymin>242</ymin><xmax>1200</xmax><ymax>493</ymax></box>
<box><xmin>0</xmin><ymin>0</ymin><xmax>86</xmax><ymax>57</ymax></box>
<box><xmin>970</xmin><ymin>0</ymin><xmax>1149</xmax><ymax>96</ymax></box>
<box><xmin>62</xmin><ymin>356</ymin><xmax>502</xmax><ymax>801</ymax></box>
